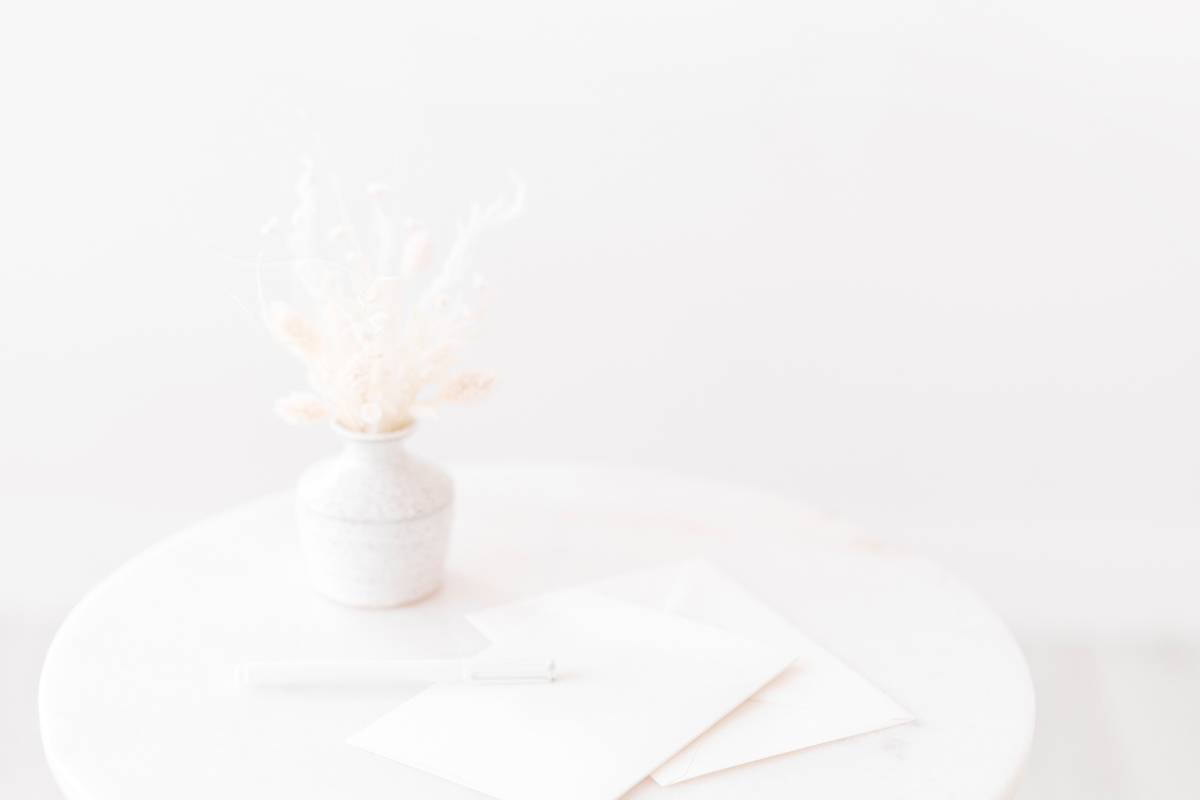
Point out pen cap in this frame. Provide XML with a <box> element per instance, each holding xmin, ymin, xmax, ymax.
<box><xmin>464</xmin><ymin>657</ymin><xmax>557</xmax><ymax>684</ymax></box>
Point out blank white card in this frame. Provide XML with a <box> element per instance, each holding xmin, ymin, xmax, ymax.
<box><xmin>471</xmin><ymin>560</ymin><xmax>913</xmax><ymax>785</ymax></box>
<box><xmin>349</xmin><ymin>590</ymin><xmax>794</xmax><ymax>800</ymax></box>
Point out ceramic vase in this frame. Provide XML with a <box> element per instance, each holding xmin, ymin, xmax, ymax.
<box><xmin>295</xmin><ymin>423</ymin><xmax>453</xmax><ymax>607</ymax></box>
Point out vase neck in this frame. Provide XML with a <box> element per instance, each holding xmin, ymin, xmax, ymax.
<box><xmin>341</xmin><ymin>437</ymin><xmax>409</xmax><ymax>461</ymax></box>
<box><xmin>334</xmin><ymin>424</ymin><xmax>415</xmax><ymax>462</ymax></box>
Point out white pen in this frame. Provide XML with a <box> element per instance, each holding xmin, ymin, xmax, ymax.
<box><xmin>237</xmin><ymin>656</ymin><xmax>556</xmax><ymax>688</ymax></box>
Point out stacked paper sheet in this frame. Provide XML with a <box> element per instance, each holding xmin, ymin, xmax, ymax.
<box><xmin>350</xmin><ymin>560</ymin><xmax>912</xmax><ymax>800</ymax></box>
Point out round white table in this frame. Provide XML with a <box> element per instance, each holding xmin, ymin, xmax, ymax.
<box><xmin>40</xmin><ymin>464</ymin><xmax>1034</xmax><ymax>799</ymax></box>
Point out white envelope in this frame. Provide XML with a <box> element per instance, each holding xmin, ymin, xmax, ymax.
<box><xmin>469</xmin><ymin>560</ymin><xmax>913</xmax><ymax>785</ymax></box>
<box><xmin>349</xmin><ymin>589</ymin><xmax>794</xmax><ymax>800</ymax></box>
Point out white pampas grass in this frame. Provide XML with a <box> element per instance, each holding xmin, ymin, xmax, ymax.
<box><xmin>276</xmin><ymin>392</ymin><xmax>331</xmax><ymax>425</ymax></box>
<box><xmin>399</xmin><ymin>227</ymin><xmax>433</xmax><ymax>278</ymax></box>
<box><xmin>261</xmin><ymin>161</ymin><xmax>521</xmax><ymax>434</ymax></box>
<box><xmin>434</xmin><ymin>372</ymin><xmax>496</xmax><ymax>405</ymax></box>
<box><xmin>268</xmin><ymin>302</ymin><xmax>321</xmax><ymax>361</ymax></box>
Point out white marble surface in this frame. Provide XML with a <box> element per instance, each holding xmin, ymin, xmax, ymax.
<box><xmin>39</xmin><ymin>464</ymin><xmax>1034</xmax><ymax>800</ymax></box>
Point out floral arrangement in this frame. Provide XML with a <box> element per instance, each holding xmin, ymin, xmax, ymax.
<box><xmin>259</xmin><ymin>160</ymin><xmax>522</xmax><ymax>434</ymax></box>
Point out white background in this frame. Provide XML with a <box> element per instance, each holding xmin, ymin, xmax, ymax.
<box><xmin>3</xmin><ymin>1</ymin><xmax>1199</xmax><ymax>797</ymax></box>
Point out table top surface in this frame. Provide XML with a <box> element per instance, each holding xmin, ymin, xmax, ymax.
<box><xmin>40</xmin><ymin>463</ymin><xmax>1034</xmax><ymax>800</ymax></box>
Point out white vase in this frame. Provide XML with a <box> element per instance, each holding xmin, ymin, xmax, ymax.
<box><xmin>295</xmin><ymin>423</ymin><xmax>453</xmax><ymax>608</ymax></box>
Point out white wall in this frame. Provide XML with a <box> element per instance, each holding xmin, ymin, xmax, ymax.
<box><xmin>2</xmin><ymin>1</ymin><xmax>1199</xmax><ymax>637</ymax></box>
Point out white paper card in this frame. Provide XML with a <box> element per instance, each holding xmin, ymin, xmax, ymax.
<box><xmin>349</xmin><ymin>590</ymin><xmax>794</xmax><ymax>800</ymax></box>
<box><xmin>469</xmin><ymin>560</ymin><xmax>913</xmax><ymax>785</ymax></box>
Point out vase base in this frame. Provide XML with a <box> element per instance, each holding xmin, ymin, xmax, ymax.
<box><xmin>309</xmin><ymin>575</ymin><xmax>443</xmax><ymax>609</ymax></box>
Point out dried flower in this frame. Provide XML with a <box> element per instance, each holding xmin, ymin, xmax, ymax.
<box><xmin>400</xmin><ymin>228</ymin><xmax>433</xmax><ymax>277</ymax></box>
<box><xmin>260</xmin><ymin>161</ymin><xmax>522</xmax><ymax>433</ymax></box>
<box><xmin>360</xmin><ymin>401</ymin><xmax>383</xmax><ymax>428</ymax></box>
<box><xmin>276</xmin><ymin>392</ymin><xmax>330</xmax><ymax>425</ymax></box>
<box><xmin>434</xmin><ymin>372</ymin><xmax>496</xmax><ymax>405</ymax></box>
<box><xmin>268</xmin><ymin>302</ymin><xmax>320</xmax><ymax>362</ymax></box>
